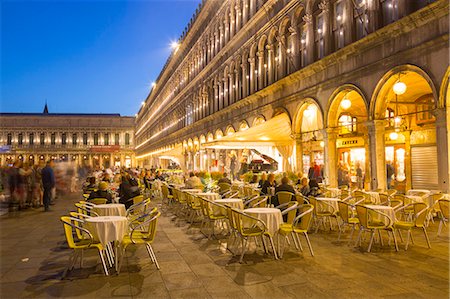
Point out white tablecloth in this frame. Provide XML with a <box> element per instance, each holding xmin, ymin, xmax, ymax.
<box><xmin>92</xmin><ymin>204</ymin><xmax>126</xmax><ymax>217</ymax></box>
<box><xmin>315</xmin><ymin>197</ymin><xmax>340</xmax><ymax>214</ymax></box>
<box><xmin>406</xmin><ymin>189</ymin><xmax>431</xmax><ymax>198</ymax></box>
<box><xmin>244</xmin><ymin>208</ymin><xmax>283</xmax><ymax>236</ymax></box>
<box><xmin>365</xmin><ymin>205</ymin><xmax>396</xmax><ymax>227</ymax></box>
<box><xmin>196</xmin><ymin>192</ymin><xmax>220</xmax><ymax>201</ymax></box>
<box><xmin>405</xmin><ymin>195</ymin><xmax>424</xmax><ymax>205</ymax></box>
<box><xmin>84</xmin><ymin>216</ymin><xmax>128</xmax><ymax>246</ymax></box>
<box><xmin>183</xmin><ymin>189</ymin><xmax>203</xmax><ymax>193</ymax></box>
<box><xmin>364</xmin><ymin>191</ymin><xmax>381</xmax><ymax>204</ymax></box>
<box><xmin>327</xmin><ymin>188</ymin><xmax>341</xmax><ymax>197</ymax></box>
<box><xmin>213</xmin><ymin>198</ymin><xmax>243</xmax><ymax>216</ymax></box>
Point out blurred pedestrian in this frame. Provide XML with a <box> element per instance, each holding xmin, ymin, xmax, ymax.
<box><xmin>41</xmin><ymin>160</ymin><xmax>55</xmax><ymax>212</ymax></box>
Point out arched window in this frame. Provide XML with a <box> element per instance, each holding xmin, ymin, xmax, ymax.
<box><xmin>315</xmin><ymin>13</ymin><xmax>325</xmax><ymax>59</ymax></box>
<box><xmin>29</xmin><ymin>133</ymin><xmax>34</xmax><ymax>145</ymax></box>
<box><xmin>333</xmin><ymin>0</ymin><xmax>345</xmax><ymax>50</ymax></box>
<box><xmin>7</xmin><ymin>133</ymin><xmax>12</xmax><ymax>145</ymax></box>
<box><xmin>354</xmin><ymin>0</ymin><xmax>369</xmax><ymax>40</ymax></box>
<box><xmin>125</xmin><ymin>133</ymin><xmax>130</xmax><ymax>145</ymax></box>
<box><xmin>18</xmin><ymin>133</ymin><xmax>23</xmax><ymax>145</ymax></box>
<box><xmin>186</xmin><ymin>104</ymin><xmax>194</xmax><ymax>126</ymax></box>
<box><xmin>338</xmin><ymin>114</ymin><xmax>357</xmax><ymax>134</ymax></box>
<box><xmin>381</xmin><ymin>0</ymin><xmax>399</xmax><ymax>25</ymax></box>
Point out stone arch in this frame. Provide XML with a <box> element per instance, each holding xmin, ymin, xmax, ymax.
<box><xmin>327</xmin><ymin>84</ymin><xmax>369</xmax><ymax>127</ymax></box>
<box><xmin>225</xmin><ymin>125</ymin><xmax>236</xmax><ymax>136</ymax></box>
<box><xmin>370</xmin><ymin>64</ymin><xmax>438</xmax><ymax>120</ymax></box>
<box><xmin>215</xmin><ymin>128</ymin><xmax>224</xmax><ymax>139</ymax></box>
<box><xmin>438</xmin><ymin>66</ymin><xmax>449</xmax><ymax>109</ymax></box>
<box><xmin>252</xmin><ymin>114</ymin><xmax>266</xmax><ymax>126</ymax></box>
<box><xmin>292</xmin><ymin>97</ymin><xmax>324</xmax><ymax>134</ymax></box>
<box><xmin>239</xmin><ymin>120</ymin><xmax>250</xmax><ymax>131</ymax></box>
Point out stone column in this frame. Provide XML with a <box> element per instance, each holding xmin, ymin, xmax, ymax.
<box><xmin>241</xmin><ymin>63</ymin><xmax>248</xmax><ymax>97</ymax></box>
<box><xmin>235</xmin><ymin>3</ymin><xmax>241</xmax><ymax>32</ymax></box>
<box><xmin>267</xmin><ymin>44</ymin><xmax>274</xmax><ymax>85</ymax></box>
<box><xmin>229</xmin><ymin>73</ymin><xmax>234</xmax><ymax>104</ymax></box>
<box><xmin>288</xmin><ymin>27</ymin><xmax>299</xmax><ymax>70</ymax></box>
<box><xmin>218</xmin><ymin>80</ymin><xmax>223</xmax><ymax>110</ymax></box>
<box><xmin>432</xmin><ymin>108</ymin><xmax>449</xmax><ymax>191</ymax></box>
<box><xmin>319</xmin><ymin>0</ymin><xmax>332</xmax><ymax>56</ymax></box>
<box><xmin>367</xmin><ymin>0</ymin><xmax>380</xmax><ymax>34</ymax></box>
<box><xmin>295</xmin><ymin>135</ymin><xmax>303</xmax><ymax>175</ymax></box>
<box><xmin>223</xmin><ymin>76</ymin><xmax>229</xmax><ymax>107</ymax></box>
<box><xmin>242</xmin><ymin>0</ymin><xmax>249</xmax><ymax>25</ymax></box>
<box><xmin>213</xmin><ymin>85</ymin><xmax>218</xmax><ymax>113</ymax></box>
<box><xmin>278</xmin><ymin>39</ymin><xmax>285</xmax><ymax>77</ymax></box>
<box><xmin>323</xmin><ymin>128</ymin><xmax>338</xmax><ymax>187</ymax></box>
<box><xmin>219</xmin><ymin>25</ymin><xmax>224</xmax><ymax>49</ymax></box>
<box><xmin>234</xmin><ymin>69</ymin><xmax>240</xmax><ymax>101</ymax></box>
<box><xmin>250</xmin><ymin>0</ymin><xmax>256</xmax><ymax>18</ymax></box>
<box><xmin>343</xmin><ymin>0</ymin><xmax>354</xmax><ymax>46</ymax></box>
<box><xmin>367</xmin><ymin>120</ymin><xmax>386</xmax><ymax>190</ymax></box>
<box><xmin>229</xmin><ymin>10</ymin><xmax>235</xmax><ymax>39</ymax></box>
<box><xmin>257</xmin><ymin>50</ymin><xmax>264</xmax><ymax>90</ymax></box>
<box><xmin>248</xmin><ymin>57</ymin><xmax>256</xmax><ymax>94</ymax></box>
<box><xmin>303</xmin><ymin>13</ymin><xmax>314</xmax><ymax>65</ymax></box>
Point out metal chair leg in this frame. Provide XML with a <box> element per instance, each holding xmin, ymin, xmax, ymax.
<box><xmin>303</xmin><ymin>233</ymin><xmax>314</xmax><ymax>257</ymax></box>
<box><xmin>99</xmin><ymin>250</ymin><xmax>109</xmax><ymax>276</ymax></box>
<box><xmin>423</xmin><ymin>227</ymin><xmax>431</xmax><ymax>249</ymax></box>
<box><xmin>368</xmin><ymin>230</ymin><xmax>375</xmax><ymax>252</ymax></box>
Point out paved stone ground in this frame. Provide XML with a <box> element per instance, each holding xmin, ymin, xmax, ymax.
<box><xmin>0</xmin><ymin>192</ymin><xmax>448</xmax><ymax>299</ymax></box>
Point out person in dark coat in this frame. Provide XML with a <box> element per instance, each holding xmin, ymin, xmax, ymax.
<box><xmin>88</xmin><ymin>181</ymin><xmax>113</xmax><ymax>203</ymax></box>
<box><xmin>41</xmin><ymin>160</ymin><xmax>55</xmax><ymax>212</ymax></box>
<box><xmin>119</xmin><ymin>174</ymin><xmax>140</xmax><ymax>209</ymax></box>
<box><xmin>273</xmin><ymin>176</ymin><xmax>295</xmax><ymax>207</ymax></box>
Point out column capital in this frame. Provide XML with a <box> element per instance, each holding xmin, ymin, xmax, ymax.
<box><xmin>319</xmin><ymin>0</ymin><xmax>330</xmax><ymax>13</ymax></box>
<box><xmin>303</xmin><ymin>13</ymin><xmax>313</xmax><ymax>24</ymax></box>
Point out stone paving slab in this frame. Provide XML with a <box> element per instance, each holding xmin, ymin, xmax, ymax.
<box><xmin>0</xmin><ymin>192</ymin><xmax>448</xmax><ymax>298</ymax></box>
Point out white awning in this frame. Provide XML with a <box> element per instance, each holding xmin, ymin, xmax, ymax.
<box><xmin>202</xmin><ymin>114</ymin><xmax>293</xmax><ymax>149</ymax></box>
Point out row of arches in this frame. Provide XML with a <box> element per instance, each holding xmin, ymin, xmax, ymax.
<box><xmin>147</xmin><ymin>65</ymin><xmax>449</xmax><ymax>192</ymax></box>
<box><xmin>138</xmin><ymin>0</ymin><xmax>435</xmax><ymax>145</ymax></box>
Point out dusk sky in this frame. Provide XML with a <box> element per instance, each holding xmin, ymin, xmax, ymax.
<box><xmin>1</xmin><ymin>0</ymin><xmax>201</xmax><ymax>116</ymax></box>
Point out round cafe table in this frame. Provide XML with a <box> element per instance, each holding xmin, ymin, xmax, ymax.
<box><xmin>92</xmin><ymin>204</ymin><xmax>126</xmax><ymax>217</ymax></box>
<box><xmin>213</xmin><ymin>198</ymin><xmax>243</xmax><ymax>216</ymax></box>
<box><xmin>315</xmin><ymin>197</ymin><xmax>340</xmax><ymax>214</ymax></box>
<box><xmin>182</xmin><ymin>189</ymin><xmax>203</xmax><ymax>193</ymax></box>
<box><xmin>196</xmin><ymin>192</ymin><xmax>220</xmax><ymax>201</ymax></box>
<box><xmin>84</xmin><ymin>216</ymin><xmax>128</xmax><ymax>246</ymax></box>
<box><xmin>364</xmin><ymin>204</ymin><xmax>396</xmax><ymax>227</ymax></box>
<box><xmin>244</xmin><ymin>207</ymin><xmax>283</xmax><ymax>236</ymax></box>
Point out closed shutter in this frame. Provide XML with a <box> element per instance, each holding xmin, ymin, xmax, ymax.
<box><xmin>411</xmin><ymin>146</ymin><xmax>438</xmax><ymax>190</ymax></box>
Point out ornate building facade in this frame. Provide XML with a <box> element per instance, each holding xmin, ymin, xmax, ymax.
<box><xmin>136</xmin><ymin>0</ymin><xmax>449</xmax><ymax>192</ymax></box>
<box><xmin>0</xmin><ymin>108</ymin><xmax>135</xmax><ymax>169</ymax></box>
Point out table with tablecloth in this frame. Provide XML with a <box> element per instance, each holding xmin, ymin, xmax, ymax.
<box><xmin>92</xmin><ymin>204</ymin><xmax>126</xmax><ymax>217</ymax></box>
<box><xmin>182</xmin><ymin>189</ymin><xmax>203</xmax><ymax>193</ymax></box>
<box><xmin>364</xmin><ymin>204</ymin><xmax>396</xmax><ymax>227</ymax></box>
<box><xmin>196</xmin><ymin>192</ymin><xmax>220</xmax><ymax>201</ymax></box>
<box><xmin>364</xmin><ymin>191</ymin><xmax>381</xmax><ymax>204</ymax></box>
<box><xmin>213</xmin><ymin>198</ymin><xmax>244</xmax><ymax>217</ymax></box>
<box><xmin>84</xmin><ymin>216</ymin><xmax>128</xmax><ymax>246</ymax></box>
<box><xmin>315</xmin><ymin>197</ymin><xmax>340</xmax><ymax>214</ymax></box>
<box><xmin>244</xmin><ymin>207</ymin><xmax>283</xmax><ymax>236</ymax></box>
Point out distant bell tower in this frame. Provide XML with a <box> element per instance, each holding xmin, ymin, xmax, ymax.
<box><xmin>43</xmin><ymin>102</ymin><xmax>49</xmax><ymax>114</ymax></box>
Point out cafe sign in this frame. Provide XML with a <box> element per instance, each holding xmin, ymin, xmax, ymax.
<box><xmin>89</xmin><ymin>145</ymin><xmax>120</xmax><ymax>153</ymax></box>
<box><xmin>336</xmin><ymin>137</ymin><xmax>365</xmax><ymax>148</ymax></box>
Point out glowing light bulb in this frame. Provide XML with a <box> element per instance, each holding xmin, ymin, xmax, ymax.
<box><xmin>389</xmin><ymin>132</ymin><xmax>398</xmax><ymax>140</ymax></box>
<box><xmin>340</xmin><ymin>98</ymin><xmax>352</xmax><ymax>110</ymax></box>
<box><xmin>393</xmin><ymin>81</ymin><xmax>407</xmax><ymax>95</ymax></box>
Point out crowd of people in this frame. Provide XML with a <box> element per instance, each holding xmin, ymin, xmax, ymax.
<box><xmin>0</xmin><ymin>157</ymin><xmax>326</xmax><ymax>213</ymax></box>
